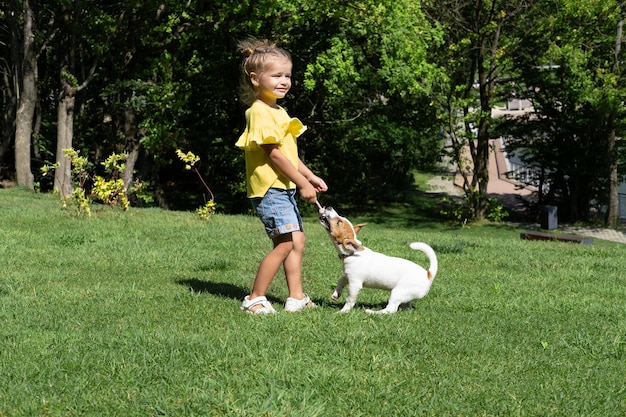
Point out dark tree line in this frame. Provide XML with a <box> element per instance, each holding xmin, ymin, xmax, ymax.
<box><xmin>1</xmin><ymin>0</ymin><xmax>624</xmax><ymax>225</ymax></box>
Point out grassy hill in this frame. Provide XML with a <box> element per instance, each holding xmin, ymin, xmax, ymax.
<box><xmin>1</xmin><ymin>188</ymin><xmax>625</xmax><ymax>416</ymax></box>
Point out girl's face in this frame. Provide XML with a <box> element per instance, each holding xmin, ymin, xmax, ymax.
<box><xmin>251</xmin><ymin>57</ymin><xmax>292</xmax><ymax>106</ymax></box>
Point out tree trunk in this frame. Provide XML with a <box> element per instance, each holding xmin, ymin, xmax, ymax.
<box><xmin>123</xmin><ymin>144</ymin><xmax>141</xmax><ymax>192</ymax></box>
<box><xmin>1</xmin><ymin>95</ymin><xmax>17</xmax><ymax>179</ymax></box>
<box><xmin>54</xmin><ymin>87</ymin><xmax>75</xmax><ymax>197</ymax></box>
<box><xmin>122</xmin><ymin>108</ymin><xmax>140</xmax><ymax>191</ymax></box>
<box><xmin>0</xmin><ymin>0</ymin><xmax>20</xmax><ymax>178</ymax></box>
<box><xmin>606</xmin><ymin>127</ymin><xmax>619</xmax><ymax>227</ymax></box>
<box><xmin>606</xmin><ymin>17</ymin><xmax>624</xmax><ymax>228</ymax></box>
<box><xmin>14</xmin><ymin>0</ymin><xmax>36</xmax><ymax>189</ymax></box>
<box><xmin>52</xmin><ymin>1</ymin><xmax>97</xmax><ymax>198</ymax></box>
<box><xmin>466</xmin><ymin>38</ymin><xmax>494</xmax><ymax>221</ymax></box>
<box><xmin>32</xmin><ymin>100</ymin><xmax>42</xmax><ymax>160</ymax></box>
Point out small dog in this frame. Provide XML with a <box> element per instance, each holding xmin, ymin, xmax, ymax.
<box><xmin>319</xmin><ymin>206</ymin><xmax>438</xmax><ymax>314</ymax></box>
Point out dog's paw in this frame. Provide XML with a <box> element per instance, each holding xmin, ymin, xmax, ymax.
<box><xmin>331</xmin><ymin>291</ymin><xmax>339</xmax><ymax>300</ymax></box>
<box><xmin>365</xmin><ymin>308</ymin><xmax>391</xmax><ymax>315</ymax></box>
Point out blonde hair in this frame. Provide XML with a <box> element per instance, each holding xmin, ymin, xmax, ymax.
<box><xmin>237</xmin><ymin>37</ymin><xmax>292</xmax><ymax>106</ymax></box>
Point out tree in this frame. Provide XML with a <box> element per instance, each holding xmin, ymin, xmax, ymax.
<box><xmin>506</xmin><ymin>0</ymin><xmax>626</xmax><ymax>224</ymax></box>
<box><xmin>1</xmin><ymin>0</ymin><xmax>451</xmax><ymax>213</ymax></box>
<box><xmin>279</xmin><ymin>0</ymin><xmax>444</xmax><ymax>205</ymax></box>
<box><xmin>0</xmin><ymin>2</ymin><xmax>20</xmax><ymax>178</ymax></box>
<box><xmin>424</xmin><ymin>0</ymin><xmax>535</xmax><ymax>221</ymax></box>
<box><xmin>53</xmin><ymin>1</ymin><xmax>98</xmax><ymax>196</ymax></box>
<box><xmin>606</xmin><ymin>13</ymin><xmax>625</xmax><ymax>227</ymax></box>
<box><xmin>89</xmin><ymin>1</ymin><xmax>215</xmax><ymax>209</ymax></box>
<box><xmin>14</xmin><ymin>0</ymin><xmax>35</xmax><ymax>189</ymax></box>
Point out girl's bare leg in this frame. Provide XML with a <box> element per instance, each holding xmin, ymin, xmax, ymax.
<box><xmin>283</xmin><ymin>231</ymin><xmax>305</xmax><ymax>300</ymax></box>
<box><xmin>249</xmin><ymin>233</ymin><xmax>294</xmax><ymax>300</ymax></box>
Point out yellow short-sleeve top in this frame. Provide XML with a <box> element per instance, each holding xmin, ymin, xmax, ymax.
<box><xmin>235</xmin><ymin>101</ymin><xmax>307</xmax><ymax>198</ymax></box>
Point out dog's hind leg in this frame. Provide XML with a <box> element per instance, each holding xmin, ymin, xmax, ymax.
<box><xmin>365</xmin><ymin>290</ymin><xmax>408</xmax><ymax>314</ymax></box>
<box><xmin>365</xmin><ymin>301</ymin><xmax>401</xmax><ymax>314</ymax></box>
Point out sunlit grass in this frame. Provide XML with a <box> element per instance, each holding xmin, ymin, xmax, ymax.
<box><xmin>1</xmin><ymin>188</ymin><xmax>625</xmax><ymax>416</ymax></box>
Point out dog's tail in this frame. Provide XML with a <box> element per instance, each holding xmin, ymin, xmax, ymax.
<box><xmin>409</xmin><ymin>242</ymin><xmax>438</xmax><ymax>280</ymax></box>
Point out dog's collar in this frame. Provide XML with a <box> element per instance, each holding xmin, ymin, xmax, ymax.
<box><xmin>338</xmin><ymin>252</ymin><xmax>355</xmax><ymax>259</ymax></box>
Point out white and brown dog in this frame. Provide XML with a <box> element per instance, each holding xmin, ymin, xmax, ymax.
<box><xmin>319</xmin><ymin>206</ymin><xmax>438</xmax><ymax>314</ymax></box>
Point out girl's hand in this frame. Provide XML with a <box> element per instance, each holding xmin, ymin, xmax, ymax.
<box><xmin>308</xmin><ymin>175</ymin><xmax>328</xmax><ymax>193</ymax></box>
<box><xmin>299</xmin><ymin>183</ymin><xmax>318</xmax><ymax>204</ymax></box>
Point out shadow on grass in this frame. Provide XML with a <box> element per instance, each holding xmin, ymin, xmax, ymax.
<box><xmin>178</xmin><ymin>278</ymin><xmax>425</xmax><ymax>312</ymax></box>
<box><xmin>323</xmin><ymin>298</ymin><xmax>423</xmax><ymax>313</ymax></box>
<box><xmin>177</xmin><ymin>278</ymin><xmax>285</xmax><ymax>305</ymax></box>
<box><xmin>177</xmin><ymin>278</ymin><xmax>389</xmax><ymax>311</ymax></box>
<box><xmin>177</xmin><ymin>278</ymin><xmax>246</xmax><ymax>299</ymax></box>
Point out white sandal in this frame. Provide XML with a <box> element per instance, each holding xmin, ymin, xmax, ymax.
<box><xmin>240</xmin><ymin>295</ymin><xmax>276</xmax><ymax>314</ymax></box>
<box><xmin>284</xmin><ymin>294</ymin><xmax>316</xmax><ymax>312</ymax></box>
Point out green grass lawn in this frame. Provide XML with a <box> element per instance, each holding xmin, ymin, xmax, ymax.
<box><xmin>1</xmin><ymin>188</ymin><xmax>625</xmax><ymax>416</ymax></box>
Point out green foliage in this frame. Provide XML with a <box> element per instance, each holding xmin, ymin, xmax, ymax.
<box><xmin>54</xmin><ymin>149</ymin><xmax>93</xmax><ymax>216</ymax></box>
<box><xmin>176</xmin><ymin>149</ymin><xmax>216</xmax><ymax>217</ymax></box>
<box><xmin>41</xmin><ymin>149</ymin><xmax>141</xmax><ymax>216</ymax></box>
<box><xmin>440</xmin><ymin>195</ymin><xmax>509</xmax><ymax>224</ymax></box>
<box><xmin>272</xmin><ymin>0</ymin><xmax>444</xmax><ymax>206</ymax></box>
<box><xmin>8</xmin><ymin>0</ymin><xmax>447</xmax><ymax>212</ymax></box>
<box><xmin>376</xmin><ymin>1</ymin><xmax>444</xmax><ymax>96</ymax></box>
<box><xmin>423</xmin><ymin>0</ymin><xmax>535</xmax><ymax>221</ymax></box>
<box><xmin>440</xmin><ymin>196</ymin><xmax>471</xmax><ymax>224</ymax></box>
<box><xmin>304</xmin><ymin>37</ymin><xmax>361</xmax><ymax>96</ymax></box>
<box><xmin>195</xmin><ymin>200</ymin><xmax>218</xmax><ymax>219</ymax></box>
<box><xmin>60</xmin><ymin>70</ymin><xmax>79</xmax><ymax>88</ymax></box>
<box><xmin>485</xmin><ymin>196</ymin><xmax>509</xmax><ymax>222</ymax></box>
<box><xmin>505</xmin><ymin>0</ymin><xmax>626</xmax><ymax>222</ymax></box>
<box><xmin>5</xmin><ymin>0</ymin><xmax>625</xmax><ymax>221</ymax></box>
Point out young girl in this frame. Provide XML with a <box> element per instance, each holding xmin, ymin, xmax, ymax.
<box><xmin>235</xmin><ymin>38</ymin><xmax>328</xmax><ymax>314</ymax></box>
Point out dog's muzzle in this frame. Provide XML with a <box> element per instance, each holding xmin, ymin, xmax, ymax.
<box><xmin>318</xmin><ymin>206</ymin><xmax>336</xmax><ymax>231</ymax></box>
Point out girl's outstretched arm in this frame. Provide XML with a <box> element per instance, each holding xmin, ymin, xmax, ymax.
<box><xmin>262</xmin><ymin>144</ymin><xmax>319</xmax><ymax>203</ymax></box>
<box><xmin>298</xmin><ymin>158</ymin><xmax>328</xmax><ymax>193</ymax></box>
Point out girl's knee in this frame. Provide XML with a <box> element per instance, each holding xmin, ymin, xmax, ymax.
<box><xmin>291</xmin><ymin>231</ymin><xmax>306</xmax><ymax>252</ymax></box>
<box><xmin>271</xmin><ymin>235</ymin><xmax>293</xmax><ymax>255</ymax></box>
<box><xmin>272</xmin><ymin>231</ymin><xmax>305</xmax><ymax>255</ymax></box>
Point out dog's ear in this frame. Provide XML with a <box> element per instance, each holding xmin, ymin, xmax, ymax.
<box><xmin>354</xmin><ymin>223</ymin><xmax>367</xmax><ymax>234</ymax></box>
<box><xmin>343</xmin><ymin>237</ymin><xmax>364</xmax><ymax>252</ymax></box>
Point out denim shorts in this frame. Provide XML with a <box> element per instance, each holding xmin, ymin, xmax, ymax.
<box><xmin>250</xmin><ymin>188</ymin><xmax>303</xmax><ymax>239</ymax></box>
